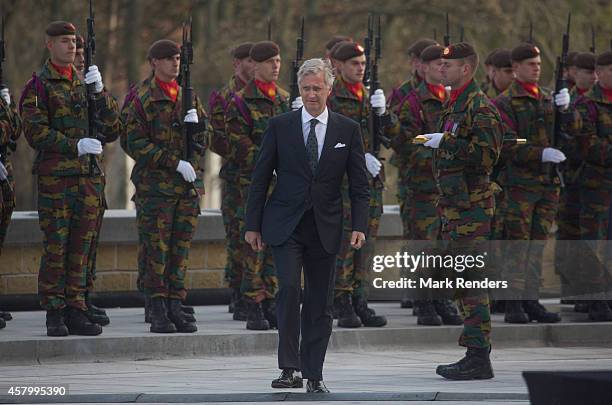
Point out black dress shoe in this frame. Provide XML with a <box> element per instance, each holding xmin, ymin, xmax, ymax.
<box><xmin>306</xmin><ymin>379</ymin><xmax>330</xmax><ymax>393</ymax></box>
<box><xmin>271</xmin><ymin>369</ymin><xmax>303</xmax><ymax>389</ymax></box>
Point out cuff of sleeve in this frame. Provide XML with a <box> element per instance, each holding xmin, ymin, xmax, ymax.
<box><xmin>162</xmin><ymin>152</ymin><xmax>181</xmax><ymax>170</ymax></box>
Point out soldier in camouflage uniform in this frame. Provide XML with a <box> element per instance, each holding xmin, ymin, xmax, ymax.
<box><xmin>122</xmin><ymin>39</ymin><xmax>211</xmax><ymax>334</ymax></box>
<box><xmin>21</xmin><ymin>21</ymin><xmax>121</xmax><ymax>337</ymax></box>
<box><xmin>325</xmin><ymin>41</ymin><xmax>393</xmax><ymax>328</ymax></box>
<box><xmin>484</xmin><ymin>49</ymin><xmax>514</xmax><ymax>100</ymax></box>
<box><xmin>421</xmin><ymin>42</ymin><xmax>501</xmax><ymax>380</ymax></box>
<box><xmin>494</xmin><ymin>43</ymin><xmax>578</xmax><ymax>324</ymax></box>
<box><xmin>391</xmin><ymin>44</ymin><xmax>462</xmax><ymax>326</ymax></box>
<box><xmin>225</xmin><ymin>41</ymin><xmax>289</xmax><ymax>330</ymax></box>
<box><xmin>571</xmin><ymin>51</ymin><xmax>612</xmax><ymax>321</ymax></box>
<box><xmin>0</xmin><ymin>78</ymin><xmax>22</xmax><ymax>329</ymax></box>
<box><xmin>71</xmin><ymin>33</ymin><xmax>110</xmax><ymax>327</ymax></box>
<box><xmin>480</xmin><ymin>49</ymin><xmax>499</xmax><ymax>97</ymax></box>
<box><xmin>208</xmin><ymin>42</ymin><xmax>254</xmax><ymax>320</ymax></box>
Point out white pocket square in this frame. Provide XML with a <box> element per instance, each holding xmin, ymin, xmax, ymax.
<box><xmin>334</xmin><ymin>143</ymin><xmax>346</xmax><ymax>149</ymax></box>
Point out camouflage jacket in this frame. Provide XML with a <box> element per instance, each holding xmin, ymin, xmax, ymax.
<box><xmin>388</xmin><ymin>74</ymin><xmax>422</xmax><ymax>113</ymax></box>
<box><xmin>121</xmin><ymin>76</ymin><xmax>211</xmax><ymax>197</ymax></box>
<box><xmin>392</xmin><ymin>81</ymin><xmax>445</xmax><ymax>191</ymax></box>
<box><xmin>435</xmin><ymin>80</ymin><xmax>502</xmax><ymax>209</ymax></box>
<box><xmin>574</xmin><ymin>83</ymin><xmax>612</xmax><ymax>189</ymax></box>
<box><xmin>0</xmin><ymin>98</ymin><xmax>22</xmax><ymax>183</ymax></box>
<box><xmin>208</xmin><ymin>76</ymin><xmax>246</xmax><ymax>182</ymax></box>
<box><xmin>483</xmin><ymin>81</ymin><xmax>504</xmax><ymax>100</ymax></box>
<box><xmin>20</xmin><ymin>59</ymin><xmax>120</xmax><ymax>176</ymax></box>
<box><xmin>225</xmin><ymin>79</ymin><xmax>289</xmax><ymax>182</ymax></box>
<box><xmin>327</xmin><ymin>76</ymin><xmax>399</xmax><ymax>187</ymax></box>
<box><xmin>493</xmin><ymin>80</ymin><xmax>580</xmax><ymax>187</ymax></box>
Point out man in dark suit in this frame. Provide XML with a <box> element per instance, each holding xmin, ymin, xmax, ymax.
<box><xmin>245</xmin><ymin>58</ymin><xmax>370</xmax><ymax>393</ymax></box>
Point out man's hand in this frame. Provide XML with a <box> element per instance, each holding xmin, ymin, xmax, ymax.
<box><xmin>422</xmin><ymin>132</ymin><xmax>444</xmax><ymax>149</ymax></box>
<box><xmin>245</xmin><ymin>231</ymin><xmax>265</xmax><ymax>252</ymax></box>
<box><xmin>370</xmin><ymin>89</ymin><xmax>386</xmax><ymax>116</ymax></box>
<box><xmin>350</xmin><ymin>231</ymin><xmax>366</xmax><ymax>250</ymax></box>
<box><xmin>84</xmin><ymin>65</ymin><xmax>104</xmax><ymax>93</ymax></box>
<box><xmin>554</xmin><ymin>88</ymin><xmax>570</xmax><ymax>110</ymax></box>
<box><xmin>291</xmin><ymin>96</ymin><xmax>303</xmax><ymax>111</ymax></box>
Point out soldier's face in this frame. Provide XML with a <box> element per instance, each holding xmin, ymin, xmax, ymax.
<box><xmin>513</xmin><ymin>56</ymin><xmax>541</xmax><ymax>84</ymax></box>
<box><xmin>152</xmin><ymin>55</ymin><xmax>180</xmax><ymax>81</ymax></box>
<box><xmin>424</xmin><ymin>59</ymin><xmax>444</xmax><ymax>84</ymax></box>
<box><xmin>574</xmin><ymin>68</ymin><xmax>596</xmax><ymax>91</ymax></box>
<box><xmin>439</xmin><ymin>59</ymin><xmax>466</xmax><ymax>87</ymax></box>
<box><xmin>74</xmin><ymin>48</ymin><xmax>85</xmax><ymax>74</ymax></box>
<box><xmin>493</xmin><ymin>67</ymin><xmax>514</xmax><ymax>92</ymax></box>
<box><xmin>255</xmin><ymin>55</ymin><xmax>281</xmax><ymax>82</ymax></box>
<box><xmin>568</xmin><ymin>65</ymin><xmax>577</xmax><ymax>81</ymax></box>
<box><xmin>339</xmin><ymin>55</ymin><xmax>366</xmax><ymax>84</ymax></box>
<box><xmin>47</xmin><ymin>35</ymin><xmax>76</xmax><ymax>65</ymax></box>
<box><xmin>596</xmin><ymin>65</ymin><xmax>612</xmax><ymax>89</ymax></box>
<box><xmin>299</xmin><ymin>71</ymin><xmax>331</xmax><ymax>117</ymax></box>
<box><xmin>235</xmin><ymin>57</ymin><xmax>255</xmax><ymax>82</ymax></box>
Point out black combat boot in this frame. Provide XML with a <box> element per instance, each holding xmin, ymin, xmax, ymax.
<box><xmin>0</xmin><ymin>310</ymin><xmax>12</xmax><ymax>321</ymax></box>
<box><xmin>588</xmin><ymin>301</ymin><xmax>612</xmax><ymax>322</ymax></box>
<box><xmin>167</xmin><ymin>299</ymin><xmax>197</xmax><ymax>333</ymax></box>
<box><xmin>353</xmin><ymin>294</ymin><xmax>387</xmax><ymax>327</ymax></box>
<box><xmin>64</xmin><ymin>307</ymin><xmax>103</xmax><ymax>336</ymax></box>
<box><xmin>262</xmin><ymin>298</ymin><xmax>278</xmax><ymax>329</ymax></box>
<box><xmin>233</xmin><ymin>295</ymin><xmax>248</xmax><ymax>321</ymax></box>
<box><xmin>271</xmin><ymin>369</ymin><xmax>303</xmax><ymax>389</ymax></box>
<box><xmin>46</xmin><ymin>309</ymin><xmax>69</xmax><ymax>337</ymax></box>
<box><xmin>436</xmin><ymin>347</ymin><xmax>494</xmax><ymax>380</ymax></box>
<box><xmin>85</xmin><ymin>292</ymin><xmax>110</xmax><ymax>326</ymax></box>
<box><xmin>415</xmin><ymin>300</ymin><xmax>442</xmax><ymax>326</ymax></box>
<box><xmin>504</xmin><ymin>300</ymin><xmax>529</xmax><ymax>323</ymax></box>
<box><xmin>0</xmin><ymin>317</ymin><xmax>5</xmax><ymax>330</ymax></box>
<box><xmin>434</xmin><ymin>300</ymin><xmax>463</xmax><ymax>325</ymax></box>
<box><xmin>333</xmin><ymin>294</ymin><xmax>361</xmax><ymax>328</ymax></box>
<box><xmin>246</xmin><ymin>300</ymin><xmax>270</xmax><ymax>330</ymax></box>
<box><xmin>150</xmin><ymin>297</ymin><xmax>176</xmax><ymax>333</ymax></box>
<box><xmin>181</xmin><ymin>303</ymin><xmax>195</xmax><ymax>315</ymax></box>
<box><xmin>524</xmin><ymin>300</ymin><xmax>561</xmax><ymax>323</ymax></box>
<box><xmin>229</xmin><ymin>288</ymin><xmax>240</xmax><ymax>313</ymax></box>
<box><xmin>400</xmin><ymin>298</ymin><xmax>413</xmax><ymax>308</ymax></box>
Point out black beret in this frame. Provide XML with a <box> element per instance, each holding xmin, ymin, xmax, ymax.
<box><xmin>596</xmin><ymin>51</ymin><xmax>612</xmax><ymax>67</ymax></box>
<box><xmin>250</xmin><ymin>41</ymin><xmax>280</xmax><ymax>62</ymax></box>
<box><xmin>332</xmin><ymin>41</ymin><xmax>365</xmax><ymax>62</ymax></box>
<box><xmin>420</xmin><ymin>45</ymin><xmax>444</xmax><ymax>62</ymax></box>
<box><xmin>45</xmin><ymin>21</ymin><xmax>76</xmax><ymax>37</ymax></box>
<box><xmin>491</xmin><ymin>49</ymin><xmax>512</xmax><ymax>68</ymax></box>
<box><xmin>511</xmin><ymin>43</ymin><xmax>540</xmax><ymax>62</ymax></box>
<box><xmin>325</xmin><ymin>35</ymin><xmax>352</xmax><ymax>51</ymax></box>
<box><xmin>442</xmin><ymin>42</ymin><xmax>476</xmax><ymax>59</ymax></box>
<box><xmin>231</xmin><ymin>42</ymin><xmax>253</xmax><ymax>60</ymax></box>
<box><xmin>574</xmin><ymin>52</ymin><xmax>596</xmax><ymax>70</ymax></box>
<box><xmin>408</xmin><ymin>38</ymin><xmax>438</xmax><ymax>57</ymax></box>
<box><xmin>484</xmin><ymin>48</ymin><xmax>500</xmax><ymax>66</ymax></box>
<box><xmin>329</xmin><ymin>40</ymin><xmax>350</xmax><ymax>59</ymax></box>
<box><xmin>148</xmin><ymin>39</ymin><xmax>180</xmax><ymax>60</ymax></box>
<box><xmin>76</xmin><ymin>35</ymin><xmax>84</xmax><ymax>50</ymax></box>
<box><xmin>567</xmin><ymin>51</ymin><xmax>578</xmax><ymax>67</ymax></box>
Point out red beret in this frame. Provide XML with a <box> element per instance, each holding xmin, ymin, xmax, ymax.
<box><xmin>574</xmin><ymin>52</ymin><xmax>596</xmax><ymax>70</ymax></box>
<box><xmin>420</xmin><ymin>45</ymin><xmax>444</xmax><ymax>62</ymax></box>
<box><xmin>442</xmin><ymin>42</ymin><xmax>476</xmax><ymax>59</ymax></box>
<box><xmin>511</xmin><ymin>43</ymin><xmax>540</xmax><ymax>62</ymax></box>
<box><xmin>231</xmin><ymin>42</ymin><xmax>253</xmax><ymax>60</ymax></box>
<box><xmin>250</xmin><ymin>41</ymin><xmax>280</xmax><ymax>62</ymax></box>
<box><xmin>148</xmin><ymin>39</ymin><xmax>180</xmax><ymax>60</ymax></box>
<box><xmin>45</xmin><ymin>21</ymin><xmax>76</xmax><ymax>37</ymax></box>
<box><xmin>332</xmin><ymin>41</ymin><xmax>365</xmax><ymax>62</ymax></box>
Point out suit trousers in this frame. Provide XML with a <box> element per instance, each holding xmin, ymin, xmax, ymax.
<box><xmin>272</xmin><ymin>209</ymin><xmax>336</xmax><ymax>380</ymax></box>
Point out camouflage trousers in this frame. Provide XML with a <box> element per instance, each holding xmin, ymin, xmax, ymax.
<box><xmin>135</xmin><ymin>194</ymin><xmax>199</xmax><ymax>300</ymax></box>
<box><xmin>221</xmin><ymin>176</ymin><xmax>243</xmax><ymax>289</ymax></box>
<box><xmin>397</xmin><ymin>179</ymin><xmax>410</xmax><ymax>239</ymax></box>
<box><xmin>37</xmin><ymin>175</ymin><xmax>104</xmax><ymax>311</ymax></box>
<box><xmin>334</xmin><ymin>178</ymin><xmax>383</xmax><ymax>299</ymax></box>
<box><xmin>86</xmin><ymin>177</ymin><xmax>107</xmax><ymax>293</ymax></box>
<box><xmin>499</xmin><ymin>184</ymin><xmax>559</xmax><ymax>297</ymax></box>
<box><xmin>0</xmin><ymin>180</ymin><xmax>15</xmax><ymax>253</ymax></box>
<box><xmin>238</xmin><ymin>182</ymin><xmax>277</xmax><ymax>303</ymax></box>
<box><xmin>439</xmin><ymin>194</ymin><xmax>494</xmax><ymax>349</ymax></box>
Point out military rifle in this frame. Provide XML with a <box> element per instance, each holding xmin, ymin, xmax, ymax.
<box><xmin>289</xmin><ymin>17</ymin><xmax>304</xmax><ymax>103</ymax></box>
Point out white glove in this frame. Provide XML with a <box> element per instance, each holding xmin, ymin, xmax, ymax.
<box><xmin>0</xmin><ymin>160</ymin><xmax>7</xmax><ymax>181</ymax></box>
<box><xmin>554</xmin><ymin>88</ymin><xmax>570</xmax><ymax>110</ymax></box>
<box><xmin>364</xmin><ymin>152</ymin><xmax>382</xmax><ymax>177</ymax></box>
<box><xmin>444</xmin><ymin>86</ymin><xmax>452</xmax><ymax>93</ymax></box>
<box><xmin>77</xmin><ymin>138</ymin><xmax>103</xmax><ymax>156</ymax></box>
<box><xmin>176</xmin><ymin>160</ymin><xmax>197</xmax><ymax>183</ymax></box>
<box><xmin>541</xmin><ymin>147</ymin><xmax>566</xmax><ymax>163</ymax></box>
<box><xmin>0</xmin><ymin>88</ymin><xmax>10</xmax><ymax>106</ymax></box>
<box><xmin>84</xmin><ymin>65</ymin><xmax>104</xmax><ymax>93</ymax></box>
<box><xmin>370</xmin><ymin>89</ymin><xmax>386</xmax><ymax>116</ymax></box>
<box><xmin>291</xmin><ymin>96</ymin><xmax>303</xmax><ymax>111</ymax></box>
<box><xmin>184</xmin><ymin>108</ymin><xmax>198</xmax><ymax>123</ymax></box>
<box><xmin>423</xmin><ymin>132</ymin><xmax>444</xmax><ymax>149</ymax></box>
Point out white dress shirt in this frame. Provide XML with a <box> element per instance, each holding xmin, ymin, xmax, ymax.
<box><xmin>301</xmin><ymin>107</ymin><xmax>329</xmax><ymax>160</ymax></box>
